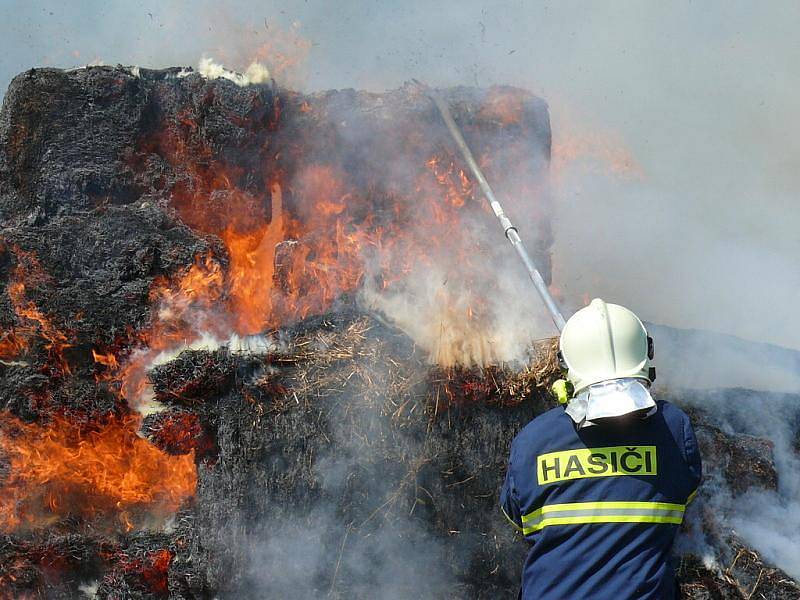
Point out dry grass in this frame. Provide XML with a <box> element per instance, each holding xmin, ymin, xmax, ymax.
<box><xmin>256</xmin><ymin>314</ymin><xmax>560</xmax><ymax>428</ymax></box>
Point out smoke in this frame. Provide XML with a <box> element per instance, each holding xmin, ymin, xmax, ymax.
<box><xmin>195</xmin><ymin>56</ymin><xmax>270</xmax><ymax>86</ymax></box>
<box><xmin>4</xmin><ymin>1</ymin><xmax>799</xmax><ymax>341</ymax></box>
<box><xmin>5</xmin><ymin>0</ymin><xmax>800</xmax><ymax>587</ymax></box>
<box><xmin>361</xmin><ymin>260</ymin><xmax>552</xmax><ymax>367</ymax></box>
<box><xmin>552</xmin><ymin>105</ymin><xmax>800</xmax><ymax>579</ymax></box>
<box><xmin>359</xmin><ymin>201</ymin><xmax>554</xmax><ymax>367</ymax></box>
<box><xmin>649</xmin><ymin>323</ymin><xmax>800</xmax><ymax>393</ymax></box>
<box><xmin>243</xmin><ymin>512</ymin><xmax>453</xmax><ymax>599</ymax></box>
<box><xmin>237</xmin><ymin>353</ymin><xmax>462</xmax><ymax>598</ymax></box>
<box><xmin>678</xmin><ymin>389</ymin><xmax>800</xmax><ymax>580</ymax></box>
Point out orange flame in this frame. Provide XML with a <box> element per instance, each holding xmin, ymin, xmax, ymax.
<box><xmin>112</xmin><ymin>85</ymin><xmax>553</xmax><ymax>402</ymax></box>
<box><xmin>2</xmin><ymin>247</ymin><xmax>73</xmax><ymax>373</ymax></box>
<box><xmin>0</xmin><ymin>86</ymin><xmax>555</xmax><ymax>541</ymax></box>
<box><xmin>0</xmin><ymin>331</ymin><xmax>27</xmax><ymax>361</ymax></box>
<box><xmin>92</xmin><ymin>349</ymin><xmax>119</xmax><ymax>370</ymax></box>
<box><xmin>478</xmin><ymin>88</ymin><xmax>526</xmax><ymax>126</ymax></box>
<box><xmin>0</xmin><ymin>413</ymin><xmax>196</xmax><ymax>532</ymax></box>
<box><xmin>118</xmin><ymin>253</ymin><xmax>226</xmax><ymax>405</ymax></box>
<box><xmin>122</xmin><ymin>548</ymin><xmax>174</xmax><ymax>595</ymax></box>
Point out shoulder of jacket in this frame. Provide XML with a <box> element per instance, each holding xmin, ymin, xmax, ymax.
<box><xmin>655</xmin><ymin>399</ymin><xmax>697</xmax><ymax>441</ymax></box>
<box><xmin>657</xmin><ymin>399</ymin><xmax>690</xmax><ymax>421</ymax></box>
<box><xmin>511</xmin><ymin>406</ymin><xmax>566</xmax><ymax>451</ymax></box>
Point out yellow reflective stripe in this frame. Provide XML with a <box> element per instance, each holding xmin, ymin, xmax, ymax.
<box><xmin>687</xmin><ymin>488</ymin><xmax>699</xmax><ymax>505</ymax></box>
<box><xmin>500</xmin><ymin>507</ymin><xmax>523</xmax><ymax>533</ymax></box>
<box><xmin>520</xmin><ymin>500</ymin><xmax>687</xmax><ymax>534</ymax></box>
<box><xmin>521</xmin><ymin>501</ymin><xmax>686</xmax><ymax>523</ymax></box>
<box><xmin>522</xmin><ymin>514</ymin><xmax>684</xmax><ymax>534</ymax></box>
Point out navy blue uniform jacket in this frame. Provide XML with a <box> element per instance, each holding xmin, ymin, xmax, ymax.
<box><xmin>500</xmin><ymin>400</ymin><xmax>701</xmax><ymax>599</ymax></box>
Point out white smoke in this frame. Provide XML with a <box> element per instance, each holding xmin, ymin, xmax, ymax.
<box><xmin>148</xmin><ymin>331</ymin><xmax>274</xmax><ymax>367</ymax></box>
<box><xmin>194</xmin><ymin>56</ymin><xmax>270</xmax><ymax>86</ymax></box>
<box><xmin>128</xmin><ymin>331</ymin><xmax>274</xmax><ymax>416</ymax></box>
<box><xmin>239</xmin><ymin>355</ymin><xmax>461</xmax><ymax>598</ymax></box>
<box><xmin>680</xmin><ymin>390</ymin><xmax>800</xmax><ymax>580</ymax></box>
<box><xmin>555</xmin><ymin>130</ymin><xmax>800</xmax><ymax>579</ymax></box>
<box><xmin>6</xmin><ymin>0</ymin><xmax>797</xmax><ymax>588</ymax></box>
<box><xmin>360</xmin><ymin>239</ymin><xmax>553</xmax><ymax>367</ymax></box>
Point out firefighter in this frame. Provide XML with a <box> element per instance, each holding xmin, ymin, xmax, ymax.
<box><xmin>501</xmin><ymin>298</ymin><xmax>701</xmax><ymax>599</ymax></box>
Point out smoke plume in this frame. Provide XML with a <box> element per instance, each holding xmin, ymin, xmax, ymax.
<box><xmin>3</xmin><ymin>0</ymin><xmax>800</xmax><ymax>587</ymax></box>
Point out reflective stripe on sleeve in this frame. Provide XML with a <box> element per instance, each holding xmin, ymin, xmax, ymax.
<box><xmin>520</xmin><ymin>501</ymin><xmax>687</xmax><ymax>535</ymax></box>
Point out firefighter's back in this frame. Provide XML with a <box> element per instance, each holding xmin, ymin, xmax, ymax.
<box><xmin>502</xmin><ymin>400</ymin><xmax>701</xmax><ymax>599</ymax></box>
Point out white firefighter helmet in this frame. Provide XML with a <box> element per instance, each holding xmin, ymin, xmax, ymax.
<box><xmin>559</xmin><ymin>298</ymin><xmax>653</xmax><ymax>394</ymax></box>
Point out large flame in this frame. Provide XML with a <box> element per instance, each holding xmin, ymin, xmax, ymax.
<box><xmin>0</xmin><ymin>84</ymin><xmax>551</xmax><ymax>539</ymax></box>
<box><xmin>115</xmin><ymin>86</ymin><xmax>551</xmax><ymax>389</ymax></box>
<box><xmin>0</xmin><ymin>244</ymin><xmax>197</xmax><ymax>534</ymax></box>
<box><xmin>0</xmin><ymin>413</ymin><xmax>195</xmax><ymax>531</ymax></box>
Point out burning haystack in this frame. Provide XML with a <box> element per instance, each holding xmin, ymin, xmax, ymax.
<box><xmin>0</xmin><ymin>65</ymin><xmax>797</xmax><ymax>598</ymax></box>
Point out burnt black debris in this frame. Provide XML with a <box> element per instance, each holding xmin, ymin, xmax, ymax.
<box><xmin>0</xmin><ymin>65</ymin><xmax>797</xmax><ymax>599</ymax></box>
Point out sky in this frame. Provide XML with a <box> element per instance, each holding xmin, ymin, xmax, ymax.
<box><xmin>2</xmin><ymin>0</ymin><xmax>800</xmax><ymax>350</ymax></box>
